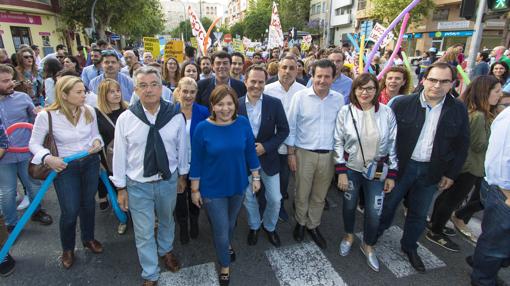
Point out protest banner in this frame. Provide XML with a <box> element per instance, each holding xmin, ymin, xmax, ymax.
<box><xmin>143</xmin><ymin>37</ymin><xmax>160</xmax><ymax>59</ymax></box>
<box><xmin>164</xmin><ymin>40</ymin><xmax>184</xmax><ymax>62</ymax></box>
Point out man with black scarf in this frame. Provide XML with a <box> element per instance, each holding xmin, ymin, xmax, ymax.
<box><xmin>110</xmin><ymin>66</ymin><xmax>188</xmax><ymax>286</ymax></box>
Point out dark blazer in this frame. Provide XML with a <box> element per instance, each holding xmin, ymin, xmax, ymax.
<box><xmin>176</xmin><ymin>102</ymin><xmax>210</xmax><ymax>143</ymax></box>
<box><xmin>239</xmin><ymin>94</ymin><xmax>289</xmax><ymax>176</ymax></box>
<box><xmin>391</xmin><ymin>92</ymin><xmax>470</xmax><ymax>183</ymax></box>
<box><xmin>266</xmin><ymin>75</ymin><xmax>307</xmax><ymax>86</ymax></box>
<box><xmin>196</xmin><ymin>77</ymin><xmax>247</xmax><ymax>108</ymax></box>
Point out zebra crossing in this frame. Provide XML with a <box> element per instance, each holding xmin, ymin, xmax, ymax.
<box><xmin>158</xmin><ymin>223</ymin><xmax>487</xmax><ymax>286</ymax></box>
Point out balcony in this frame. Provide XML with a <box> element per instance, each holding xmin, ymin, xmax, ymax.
<box><xmin>331</xmin><ymin>14</ymin><xmax>352</xmax><ymax>26</ymax></box>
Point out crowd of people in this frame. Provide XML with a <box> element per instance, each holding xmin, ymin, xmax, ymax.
<box><xmin>0</xmin><ymin>39</ymin><xmax>509</xmax><ymax>286</ymax></box>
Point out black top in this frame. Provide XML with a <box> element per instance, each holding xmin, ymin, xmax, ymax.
<box><xmin>95</xmin><ymin>107</ymin><xmax>124</xmax><ymax>146</ymax></box>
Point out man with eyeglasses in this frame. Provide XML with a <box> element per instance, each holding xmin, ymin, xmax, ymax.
<box><xmin>196</xmin><ymin>51</ymin><xmax>247</xmax><ymax>108</ymax></box>
<box><xmin>111</xmin><ymin>66</ymin><xmax>188</xmax><ymax>286</ymax></box>
<box><xmin>81</xmin><ymin>49</ymin><xmax>103</xmax><ymax>88</ymax></box>
<box><xmin>376</xmin><ymin>62</ymin><xmax>470</xmax><ymax>273</ymax></box>
<box><xmin>88</xmin><ymin>50</ymin><xmax>134</xmax><ymax>101</ymax></box>
<box><xmin>39</xmin><ymin>44</ymin><xmax>66</xmax><ymax>70</ymax></box>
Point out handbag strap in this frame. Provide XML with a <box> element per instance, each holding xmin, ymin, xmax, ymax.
<box><xmin>47</xmin><ymin>110</ymin><xmax>53</xmax><ymax>135</ymax></box>
<box><xmin>97</xmin><ymin>109</ymin><xmax>115</xmax><ymax>128</ymax></box>
<box><xmin>348</xmin><ymin>105</ymin><xmax>366</xmax><ymax>166</ymax></box>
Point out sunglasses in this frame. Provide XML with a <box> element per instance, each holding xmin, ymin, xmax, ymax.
<box><xmin>56</xmin><ymin>56</ymin><xmax>64</xmax><ymax>59</ymax></box>
<box><xmin>23</xmin><ymin>55</ymin><xmax>33</xmax><ymax>59</ymax></box>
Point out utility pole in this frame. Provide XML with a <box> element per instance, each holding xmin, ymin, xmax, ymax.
<box><xmin>467</xmin><ymin>0</ymin><xmax>487</xmax><ymax>78</ymax></box>
<box><xmin>91</xmin><ymin>0</ymin><xmax>99</xmax><ymax>40</ymax></box>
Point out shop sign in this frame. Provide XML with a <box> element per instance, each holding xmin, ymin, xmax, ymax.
<box><xmin>0</xmin><ymin>12</ymin><xmax>42</xmax><ymax>25</ymax></box>
<box><xmin>403</xmin><ymin>33</ymin><xmax>423</xmax><ymax>39</ymax></box>
<box><xmin>429</xmin><ymin>30</ymin><xmax>474</xmax><ymax>38</ymax></box>
<box><xmin>39</xmin><ymin>32</ymin><xmax>51</xmax><ymax>36</ymax></box>
<box><xmin>437</xmin><ymin>21</ymin><xmax>470</xmax><ymax>30</ymax></box>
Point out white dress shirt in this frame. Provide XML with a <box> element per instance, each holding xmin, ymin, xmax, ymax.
<box><xmin>110</xmin><ymin>105</ymin><xmax>189</xmax><ymax>188</ymax></box>
<box><xmin>245</xmin><ymin>94</ymin><xmax>263</xmax><ymax>138</ymax></box>
<box><xmin>264</xmin><ymin>80</ymin><xmax>306</xmax><ymax>154</ymax></box>
<box><xmin>411</xmin><ymin>92</ymin><xmax>445</xmax><ymax>162</ymax></box>
<box><xmin>29</xmin><ymin>105</ymin><xmax>103</xmax><ymax>164</ymax></box>
<box><xmin>285</xmin><ymin>87</ymin><xmax>343</xmax><ymax>151</ymax></box>
<box><xmin>485</xmin><ymin>107</ymin><xmax>510</xmax><ymax>189</ymax></box>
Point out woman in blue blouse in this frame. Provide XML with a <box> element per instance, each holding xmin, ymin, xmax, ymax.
<box><xmin>190</xmin><ymin>85</ymin><xmax>260</xmax><ymax>286</ymax></box>
<box><xmin>174</xmin><ymin>77</ymin><xmax>209</xmax><ymax>244</ymax></box>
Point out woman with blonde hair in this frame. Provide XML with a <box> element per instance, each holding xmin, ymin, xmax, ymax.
<box><xmin>162</xmin><ymin>57</ymin><xmax>181</xmax><ymax>92</ymax></box>
<box><xmin>94</xmin><ymin>79</ymin><xmax>129</xmax><ymax>233</ymax></box>
<box><xmin>173</xmin><ymin>77</ymin><xmax>209</xmax><ymax>244</ymax></box>
<box><xmin>29</xmin><ymin>75</ymin><xmax>104</xmax><ymax>269</ymax></box>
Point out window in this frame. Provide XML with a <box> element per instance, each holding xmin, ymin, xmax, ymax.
<box><xmin>358</xmin><ymin>0</ymin><xmax>366</xmax><ymax>10</ymax></box>
<box><xmin>432</xmin><ymin>8</ymin><xmax>449</xmax><ymax>21</ymax></box>
<box><xmin>322</xmin><ymin>2</ymin><xmax>326</xmax><ymax>13</ymax></box>
<box><xmin>10</xmin><ymin>26</ymin><xmax>31</xmax><ymax>50</ymax></box>
<box><xmin>42</xmin><ymin>35</ymin><xmax>50</xmax><ymax>46</ymax></box>
<box><xmin>335</xmin><ymin>8</ymin><xmax>340</xmax><ymax>16</ymax></box>
<box><xmin>0</xmin><ymin>35</ymin><xmax>4</xmax><ymax>49</ymax></box>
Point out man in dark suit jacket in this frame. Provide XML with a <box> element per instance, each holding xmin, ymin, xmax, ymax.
<box><xmin>238</xmin><ymin>65</ymin><xmax>289</xmax><ymax>248</ymax></box>
<box><xmin>195</xmin><ymin>51</ymin><xmax>247</xmax><ymax>108</ymax></box>
<box><xmin>376</xmin><ymin>62</ymin><xmax>470</xmax><ymax>273</ymax></box>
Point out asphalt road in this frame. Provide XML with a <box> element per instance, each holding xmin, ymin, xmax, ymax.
<box><xmin>3</xmin><ymin>181</ymin><xmax>510</xmax><ymax>286</ymax></box>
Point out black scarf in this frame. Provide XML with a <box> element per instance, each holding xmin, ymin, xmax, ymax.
<box><xmin>129</xmin><ymin>99</ymin><xmax>180</xmax><ymax>180</ymax></box>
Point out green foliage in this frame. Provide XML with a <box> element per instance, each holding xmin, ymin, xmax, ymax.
<box><xmin>371</xmin><ymin>0</ymin><xmax>435</xmax><ymax>31</ymax></box>
<box><xmin>279</xmin><ymin>0</ymin><xmax>310</xmax><ymax>31</ymax></box>
<box><xmin>59</xmin><ymin>0</ymin><xmax>165</xmax><ymax>40</ymax></box>
<box><xmin>170</xmin><ymin>21</ymin><xmax>192</xmax><ymax>41</ymax></box>
<box><xmin>229</xmin><ymin>21</ymin><xmax>246</xmax><ymax>38</ymax></box>
<box><xmin>244</xmin><ymin>0</ymin><xmax>272</xmax><ymax>40</ymax></box>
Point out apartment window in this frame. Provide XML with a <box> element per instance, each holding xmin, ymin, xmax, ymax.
<box><xmin>11</xmin><ymin>26</ymin><xmax>32</xmax><ymax>50</ymax></box>
<box><xmin>0</xmin><ymin>35</ymin><xmax>4</xmax><ymax>49</ymax></box>
<box><xmin>335</xmin><ymin>8</ymin><xmax>340</xmax><ymax>16</ymax></box>
<box><xmin>322</xmin><ymin>1</ymin><xmax>326</xmax><ymax>13</ymax></box>
<box><xmin>358</xmin><ymin>0</ymin><xmax>366</xmax><ymax>10</ymax></box>
<box><xmin>432</xmin><ymin>8</ymin><xmax>449</xmax><ymax>21</ymax></box>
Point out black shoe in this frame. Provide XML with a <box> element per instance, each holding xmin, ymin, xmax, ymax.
<box><xmin>401</xmin><ymin>247</ymin><xmax>425</xmax><ymax>273</ymax></box>
<box><xmin>278</xmin><ymin>207</ymin><xmax>289</xmax><ymax>222</ymax></box>
<box><xmin>0</xmin><ymin>254</ymin><xmax>15</xmax><ymax>277</ymax></box>
<box><xmin>426</xmin><ymin>222</ymin><xmax>456</xmax><ymax>237</ymax></box>
<box><xmin>219</xmin><ymin>272</ymin><xmax>230</xmax><ymax>286</ymax></box>
<box><xmin>31</xmin><ymin>209</ymin><xmax>53</xmax><ymax>225</ymax></box>
<box><xmin>228</xmin><ymin>248</ymin><xmax>236</xmax><ymax>262</ymax></box>
<box><xmin>190</xmin><ymin>218</ymin><xmax>199</xmax><ymax>239</ymax></box>
<box><xmin>180</xmin><ymin>224</ymin><xmax>190</xmax><ymax>245</ymax></box>
<box><xmin>426</xmin><ymin>231</ymin><xmax>460</xmax><ymax>252</ymax></box>
<box><xmin>6</xmin><ymin>225</ymin><xmax>14</xmax><ymax>234</ymax></box>
<box><xmin>264</xmin><ymin>228</ymin><xmax>281</xmax><ymax>247</ymax></box>
<box><xmin>293</xmin><ymin>224</ymin><xmax>305</xmax><ymax>242</ymax></box>
<box><xmin>307</xmin><ymin>227</ymin><xmax>327</xmax><ymax>249</ymax></box>
<box><xmin>247</xmin><ymin>228</ymin><xmax>259</xmax><ymax>245</ymax></box>
<box><xmin>99</xmin><ymin>201</ymin><xmax>110</xmax><ymax>212</ymax></box>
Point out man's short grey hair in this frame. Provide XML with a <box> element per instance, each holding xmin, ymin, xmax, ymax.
<box><xmin>133</xmin><ymin>66</ymin><xmax>162</xmax><ymax>86</ymax></box>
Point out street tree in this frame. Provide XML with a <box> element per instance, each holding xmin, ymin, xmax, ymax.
<box><xmin>370</xmin><ymin>0</ymin><xmax>435</xmax><ymax>31</ymax></box>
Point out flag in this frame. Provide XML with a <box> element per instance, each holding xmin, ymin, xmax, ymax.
<box><xmin>267</xmin><ymin>2</ymin><xmax>284</xmax><ymax>49</ymax></box>
<box><xmin>187</xmin><ymin>5</ymin><xmax>209</xmax><ymax>55</ymax></box>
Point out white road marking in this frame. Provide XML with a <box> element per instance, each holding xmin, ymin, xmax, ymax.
<box><xmin>357</xmin><ymin>225</ymin><xmax>446</xmax><ymax>278</ymax></box>
<box><xmin>266</xmin><ymin>242</ymin><xmax>347</xmax><ymax>286</ymax></box>
<box><xmin>159</xmin><ymin>262</ymin><xmax>218</xmax><ymax>286</ymax></box>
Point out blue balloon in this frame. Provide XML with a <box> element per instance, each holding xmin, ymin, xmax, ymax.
<box><xmin>99</xmin><ymin>170</ymin><xmax>127</xmax><ymax>224</ymax></box>
<box><xmin>346</xmin><ymin>33</ymin><xmax>375</xmax><ymax>74</ymax></box>
<box><xmin>0</xmin><ymin>151</ymin><xmax>89</xmax><ymax>262</ymax></box>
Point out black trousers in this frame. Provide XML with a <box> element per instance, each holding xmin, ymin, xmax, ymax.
<box><xmin>175</xmin><ymin>177</ymin><xmax>200</xmax><ymax>226</ymax></box>
<box><xmin>429</xmin><ymin>172</ymin><xmax>481</xmax><ymax>233</ymax></box>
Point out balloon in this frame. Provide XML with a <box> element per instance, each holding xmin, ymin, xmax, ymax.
<box><xmin>5</xmin><ymin>122</ymin><xmax>33</xmax><ymax>153</ymax></box>
<box><xmin>346</xmin><ymin>33</ymin><xmax>375</xmax><ymax>74</ymax></box>
<box><xmin>359</xmin><ymin>35</ymin><xmax>366</xmax><ymax>74</ymax></box>
<box><xmin>401</xmin><ymin>51</ymin><xmax>414</xmax><ymax>87</ymax></box>
<box><xmin>377</xmin><ymin>13</ymin><xmax>411</xmax><ymax>80</ymax></box>
<box><xmin>0</xmin><ymin>151</ymin><xmax>90</xmax><ymax>262</ymax></box>
<box><xmin>99</xmin><ymin>170</ymin><xmax>127</xmax><ymax>224</ymax></box>
<box><xmin>457</xmin><ymin>65</ymin><xmax>471</xmax><ymax>85</ymax></box>
<box><xmin>203</xmin><ymin>17</ymin><xmax>222</xmax><ymax>55</ymax></box>
<box><xmin>364</xmin><ymin>0</ymin><xmax>422</xmax><ymax>72</ymax></box>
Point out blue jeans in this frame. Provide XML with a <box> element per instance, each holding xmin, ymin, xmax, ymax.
<box><xmin>0</xmin><ymin>160</ymin><xmax>42</xmax><ymax>226</ymax></box>
<box><xmin>203</xmin><ymin>193</ymin><xmax>244</xmax><ymax>268</ymax></box>
<box><xmin>244</xmin><ymin>170</ymin><xmax>281</xmax><ymax>232</ymax></box>
<box><xmin>471</xmin><ymin>180</ymin><xmax>510</xmax><ymax>286</ymax></box>
<box><xmin>378</xmin><ymin>160</ymin><xmax>437</xmax><ymax>251</ymax></box>
<box><xmin>127</xmin><ymin>174</ymin><xmax>178</xmax><ymax>282</ymax></box>
<box><xmin>53</xmin><ymin>155</ymin><xmax>100</xmax><ymax>251</ymax></box>
<box><xmin>343</xmin><ymin>169</ymin><xmax>384</xmax><ymax>246</ymax></box>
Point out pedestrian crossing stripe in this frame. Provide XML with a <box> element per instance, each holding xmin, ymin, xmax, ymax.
<box><xmin>266</xmin><ymin>242</ymin><xmax>348</xmax><ymax>286</ymax></box>
<box><xmin>356</xmin><ymin>225</ymin><xmax>446</xmax><ymax>278</ymax></box>
<box><xmin>160</xmin><ymin>262</ymin><xmax>219</xmax><ymax>286</ymax></box>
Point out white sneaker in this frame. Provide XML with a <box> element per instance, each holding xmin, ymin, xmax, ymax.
<box><xmin>16</xmin><ymin>196</ymin><xmax>30</xmax><ymax>210</ymax></box>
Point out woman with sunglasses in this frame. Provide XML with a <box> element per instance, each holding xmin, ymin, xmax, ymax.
<box><xmin>14</xmin><ymin>47</ymin><xmax>43</xmax><ymax>106</ymax></box>
<box><xmin>334</xmin><ymin>73</ymin><xmax>397</xmax><ymax>272</ymax></box>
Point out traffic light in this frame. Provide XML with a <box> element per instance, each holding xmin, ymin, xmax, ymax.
<box><xmin>488</xmin><ymin>0</ymin><xmax>510</xmax><ymax>12</ymax></box>
<box><xmin>460</xmin><ymin>0</ymin><xmax>476</xmax><ymax>19</ymax></box>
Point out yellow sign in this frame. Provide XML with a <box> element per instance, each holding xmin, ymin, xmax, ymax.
<box><xmin>143</xmin><ymin>37</ymin><xmax>160</xmax><ymax>59</ymax></box>
<box><xmin>301</xmin><ymin>42</ymin><xmax>311</xmax><ymax>52</ymax></box>
<box><xmin>164</xmin><ymin>40</ymin><xmax>184</xmax><ymax>62</ymax></box>
<box><xmin>191</xmin><ymin>37</ymin><xmax>198</xmax><ymax>49</ymax></box>
<box><xmin>232</xmin><ymin>39</ymin><xmax>244</xmax><ymax>54</ymax></box>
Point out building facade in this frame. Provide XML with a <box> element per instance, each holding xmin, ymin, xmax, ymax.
<box><xmin>160</xmin><ymin>0</ymin><xmax>226</xmax><ymax>32</ymax></box>
<box><xmin>226</xmin><ymin>0</ymin><xmax>249</xmax><ymax>25</ymax></box>
<box><xmin>329</xmin><ymin>0</ymin><xmax>357</xmax><ymax>45</ymax></box>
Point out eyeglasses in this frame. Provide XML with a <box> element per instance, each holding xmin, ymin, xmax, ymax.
<box><xmin>426</xmin><ymin>78</ymin><xmax>452</xmax><ymax>85</ymax></box>
<box><xmin>23</xmin><ymin>55</ymin><xmax>33</xmax><ymax>59</ymax></box>
<box><xmin>356</xmin><ymin>86</ymin><xmax>377</xmax><ymax>93</ymax></box>
<box><xmin>137</xmin><ymin>83</ymin><xmax>161</xmax><ymax>90</ymax></box>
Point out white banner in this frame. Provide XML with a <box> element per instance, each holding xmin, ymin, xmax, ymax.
<box><xmin>368</xmin><ymin>23</ymin><xmax>394</xmax><ymax>48</ymax></box>
<box><xmin>188</xmin><ymin>5</ymin><xmax>208</xmax><ymax>55</ymax></box>
<box><xmin>267</xmin><ymin>2</ymin><xmax>284</xmax><ymax>49</ymax></box>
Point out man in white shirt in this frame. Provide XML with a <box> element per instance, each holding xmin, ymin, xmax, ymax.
<box><xmin>111</xmin><ymin>66</ymin><xmax>188</xmax><ymax>286</ymax></box>
<box><xmin>470</xmin><ymin>107</ymin><xmax>510</xmax><ymax>286</ymax></box>
<box><xmin>265</xmin><ymin>55</ymin><xmax>306</xmax><ymax>221</ymax></box>
<box><xmin>285</xmin><ymin>59</ymin><xmax>344</xmax><ymax>249</ymax></box>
